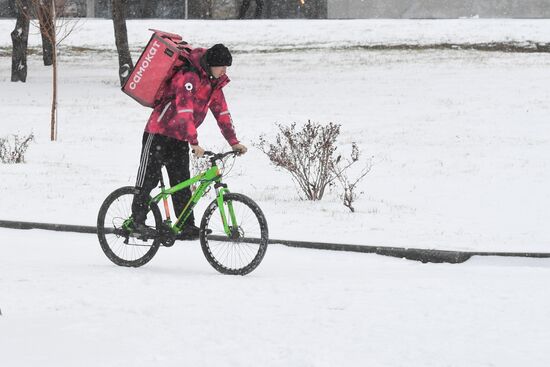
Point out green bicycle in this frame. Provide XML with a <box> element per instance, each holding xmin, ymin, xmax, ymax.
<box><xmin>96</xmin><ymin>151</ymin><xmax>269</xmax><ymax>275</ymax></box>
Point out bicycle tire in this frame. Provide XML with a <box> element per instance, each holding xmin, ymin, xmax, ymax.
<box><xmin>200</xmin><ymin>193</ymin><xmax>268</xmax><ymax>275</ymax></box>
<box><xmin>97</xmin><ymin>186</ymin><xmax>162</xmax><ymax>267</ymax></box>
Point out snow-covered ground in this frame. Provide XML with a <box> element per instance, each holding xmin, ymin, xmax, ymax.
<box><xmin>2</xmin><ymin>19</ymin><xmax>549</xmax><ymax>252</ymax></box>
<box><xmin>1</xmin><ymin>228</ymin><xmax>550</xmax><ymax>367</ymax></box>
<box><xmin>1</xmin><ymin>18</ymin><xmax>550</xmax><ymax>366</ymax></box>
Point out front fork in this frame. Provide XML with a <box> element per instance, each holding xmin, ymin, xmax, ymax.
<box><xmin>216</xmin><ymin>185</ymin><xmax>238</xmax><ymax>236</ymax></box>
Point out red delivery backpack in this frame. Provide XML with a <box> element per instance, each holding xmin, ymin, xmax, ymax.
<box><xmin>122</xmin><ymin>29</ymin><xmax>193</xmax><ymax>107</ymax></box>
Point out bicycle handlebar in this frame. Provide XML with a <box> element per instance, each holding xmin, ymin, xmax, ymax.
<box><xmin>202</xmin><ymin>150</ymin><xmax>240</xmax><ymax>164</ymax></box>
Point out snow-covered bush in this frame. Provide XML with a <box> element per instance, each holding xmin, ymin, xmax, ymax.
<box><xmin>257</xmin><ymin>121</ymin><xmax>370</xmax><ymax>209</ymax></box>
<box><xmin>0</xmin><ymin>133</ymin><xmax>34</xmax><ymax>164</ymax></box>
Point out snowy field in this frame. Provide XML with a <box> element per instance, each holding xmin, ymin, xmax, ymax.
<box><xmin>1</xmin><ymin>18</ymin><xmax>550</xmax><ymax>366</ymax></box>
<box><xmin>0</xmin><ymin>19</ymin><xmax>549</xmax><ymax>252</ymax></box>
<box><xmin>1</xmin><ymin>228</ymin><xmax>550</xmax><ymax>367</ymax></box>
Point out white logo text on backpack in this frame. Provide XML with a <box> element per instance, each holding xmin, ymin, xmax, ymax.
<box><xmin>129</xmin><ymin>40</ymin><xmax>162</xmax><ymax>90</ymax></box>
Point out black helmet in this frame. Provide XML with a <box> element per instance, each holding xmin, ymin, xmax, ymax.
<box><xmin>205</xmin><ymin>44</ymin><xmax>232</xmax><ymax>67</ymax></box>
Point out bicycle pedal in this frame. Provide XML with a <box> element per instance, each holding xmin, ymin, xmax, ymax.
<box><xmin>162</xmin><ymin>239</ymin><xmax>176</xmax><ymax>247</ymax></box>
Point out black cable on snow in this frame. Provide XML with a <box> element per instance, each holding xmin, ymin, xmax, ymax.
<box><xmin>1</xmin><ymin>219</ymin><xmax>549</xmax><ymax>264</ymax></box>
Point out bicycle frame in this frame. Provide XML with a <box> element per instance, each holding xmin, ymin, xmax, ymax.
<box><xmin>149</xmin><ymin>163</ymin><xmax>237</xmax><ymax>236</ymax></box>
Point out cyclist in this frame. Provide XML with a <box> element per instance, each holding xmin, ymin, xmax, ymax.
<box><xmin>131</xmin><ymin>43</ymin><xmax>247</xmax><ymax>240</ymax></box>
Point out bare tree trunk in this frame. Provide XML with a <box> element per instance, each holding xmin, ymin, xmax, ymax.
<box><xmin>140</xmin><ymin>0</ymin><xmax>155</xmax><ymax>18</ymax></box>
<box><xmin>39</xmin><ymin>0</ymin><xmax>54</xmax><ymax>66</ymax></box>
<box><xmin>50</xmin><ymin>0</ymin><xmax>58</xmax><ymax>141</ymax></box>
<box><xmin>51</xmin><ymin>44</ymin><xmax>57</xmax><ymax>141</ymax></box>
<box><xmin>11</xmin><ymin>0</ymin><xmax>30</xmax><ymax>82</ymax></box>
<box><xmin>112</xmin><ymin>0</ymin><xmax>133</xmax><ymax>86</ymax></box>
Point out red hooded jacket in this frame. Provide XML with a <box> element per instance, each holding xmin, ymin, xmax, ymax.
<box><xmin>144</xmin><ymin>48</ymin><xmax>239</xmax><ymax>146</ymax></box>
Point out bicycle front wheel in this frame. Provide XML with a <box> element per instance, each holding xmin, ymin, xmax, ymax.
<box><xmin>97</xmin><ymin>186</ymin><xmax>162</xmax><ymax>267</ymax></box>
<box><xmin>200</xmin><ymin>193</ymin><xmax>268</xmax><ymax>275</ymax></box>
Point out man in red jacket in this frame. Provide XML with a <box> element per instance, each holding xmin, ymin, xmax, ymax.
<box><xmin>131</xmin><ymin>44</ymin><xmax>247</xmax><ymax>241</ymax></box>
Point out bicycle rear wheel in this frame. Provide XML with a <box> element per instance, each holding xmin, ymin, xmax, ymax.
<box><xmin>200</xmin><ymin>193</ymin><xmax>268</xmax><ymax>275</ymax></box>
<box><xmin>97</xmin><ymin>186</ymin><xmax>162</xmax><ymax>267</ymax></box>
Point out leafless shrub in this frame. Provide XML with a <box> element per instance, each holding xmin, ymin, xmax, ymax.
<box><xmin>0</xmin><ymin>133</ymin><xmax>34</xmax><ymax>163</ymax></box>
<box><xmin>257</xmin><ymin>121</ymin><xmax>371</xmax><ymax>206</ymax></box>
<box><xmin>333</xmin><ymin>143</ymin><xmax>372</xmax><ymax>212</ymax></box>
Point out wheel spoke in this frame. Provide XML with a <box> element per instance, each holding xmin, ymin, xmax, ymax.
<box><xmin>201</xmin><ymin>194</ymin><xmax>267</xmax><ymax>275</ymax></box>
<box><xmin>97</xmin><ymin>187</ymin><xmax>161</xmax><ymax>267</ymax></box>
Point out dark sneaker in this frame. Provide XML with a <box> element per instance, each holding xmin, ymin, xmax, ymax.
<box><xmin>131</xmin><ymin>223</ymin><xmax>157</xmax><ymax>240</ymax></box>
<box><xmin>176</xmin><ymin>224</ymin><xmax>212</xmax><ymax>240</ymax></box>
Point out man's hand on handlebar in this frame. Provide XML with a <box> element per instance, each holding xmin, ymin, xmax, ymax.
<box><xmin>191</xmin><ymin>144</ymin><xmax>247</xmax><ymax>159</ymax></box>
<box><xmin>231</xmin><ymin>143</ymin><xmax>248</xmax><ymax>156</ymax></box>
<box><xmin>191</xmin><ymin>144</ymin><xmax>205</xmax><ymax>158</ymax></box>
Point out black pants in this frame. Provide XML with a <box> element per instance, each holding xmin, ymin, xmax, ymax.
<box><xmin>131</xmin><ymin>132</ymin><xmax>194</xmax><ymax>226</ymax></box>
<box><xmin>238</xmin><ymin>0</ymin><xmax>263</xmax><ymax>19</ymax></box>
